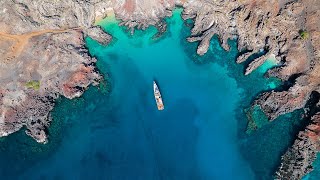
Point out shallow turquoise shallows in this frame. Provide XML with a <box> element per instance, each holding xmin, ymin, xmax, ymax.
<box><xmin>0</xmin><ymin>9</ymin><xmax>310</xmax><ymax>180</ymax></box>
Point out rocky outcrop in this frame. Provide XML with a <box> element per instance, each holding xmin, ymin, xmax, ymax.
<box><xmin>182</xmin><ymin>0</ymin><xmax>310</xmax><ymax>76</ymax></box>
<box><xmin>252</xmin><ymin>0</ymin><xmax>320</xmax><ymax>122</ymax></box>
<box><xmin>0</xmin><ymin>0</ymin><xmax>112</xmax><ymax>143</ymax></box>
<box><xmin>182</xmin><ymin>0</ymin><xmax>235</xmax><ymax>55</ymax></box>
<box><xmin>84</xmin><ymin>26</ymin><xmax>112</xmax><ymax>45</ymax></box>
<box><xmin>180</xmin><ymin>0</ymin><xmax>320</xmax><ymax>130</ymax></box>
<box><xmin>253</xmin><ymin>79</ymin><xmax>312</xmax><ymax>120</ymax></box>
<box><xmin>276</xmin><ymin>112</ymin><xmax>320</xmax><ymax>180</ymax></box>
<box><xmin>0</xmin><ymin>29</ymin><xmax>103</xmax><ymax>143</ymax></box>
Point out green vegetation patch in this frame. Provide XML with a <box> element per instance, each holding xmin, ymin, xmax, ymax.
<box><xmin>25</xmin><ymin>80</ymin><xmax>40</xmax><ymax>90</ymax></box>
<box><xmin>299</xmin><ymin>30</ymin><xmax>309</xmax><ymax>40</ymax></box>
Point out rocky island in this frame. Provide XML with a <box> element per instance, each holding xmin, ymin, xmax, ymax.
<box><xmin>0</xmin><ymin>0</ymin><xmax>319</xmax><ymax>179</ymax></box>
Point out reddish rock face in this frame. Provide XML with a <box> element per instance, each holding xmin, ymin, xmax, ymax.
<box><xmin>62</xmin><ymin>84</ymin><xmax>78</xmax><ymax>99</ymax></box>
<box><xmin>306</xmin><ymin>114</ymin><xmax>320</xmax><ymax>146</ymax></box>
<box><xmin>122</xmin><ymin>0</ymin><xmax>136</xmax><ymax>14</ymax></box>
<box><xmin>62</xmin><ymin>65</ymin><xmax>100</xmax><ymax>99</ymax></box>
<box><xmin>3</xmin><ymin>109</ymin><xmax>17</xmax><ymax>123</ymax></box>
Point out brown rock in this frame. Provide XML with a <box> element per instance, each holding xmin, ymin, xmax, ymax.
<box><xmin>276</xmin><ymin>113</ymin><xmax>320</xmax><ymax>180</ymax></box>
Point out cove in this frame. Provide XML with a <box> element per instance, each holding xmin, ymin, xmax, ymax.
<box><xmin>0</xmin><ymin>8</ymin><xmax>308</xmax><ymax>180</ymax></box>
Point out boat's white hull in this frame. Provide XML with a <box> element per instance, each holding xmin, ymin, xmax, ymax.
<box><xmin>153</xmin><ymin>81</ymin><xmax>164</xmax><ymax>110</ymax></box>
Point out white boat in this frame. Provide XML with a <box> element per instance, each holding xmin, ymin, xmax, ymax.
<box><xmin>153</xmin><ymin>81</ymin><xmax>164</xmax><ymax>110</ymax></box>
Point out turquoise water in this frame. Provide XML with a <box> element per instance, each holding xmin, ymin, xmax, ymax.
<box><xmin>0</xmin><ymin>9</ymin><xmax>310</xmax><ymax>180</ymax></box>
<box><xmin>303</xmin><ymin>153</ymin><xmax>320</xmax><ymax>180</ymax></box>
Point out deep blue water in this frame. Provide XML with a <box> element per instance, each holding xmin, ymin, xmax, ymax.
<box><xmin>0</xmin><ymin>9</ymin><xmax>312</xmax><ymax>180</ymax></box>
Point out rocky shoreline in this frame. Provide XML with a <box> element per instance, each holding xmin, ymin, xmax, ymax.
<box><xmin>0</xmin><ymin>0</ymin><xmax>319</xmax><ymax>178</ymax></box>
<box><xmin>276</xmin><ymin>92</ymin><xmax>320</xmax><ymax>179</ymax></box>
<box><xmin>180</xmin><ymin>0</ymin><xmax>320</xmax><ymax>178</ymax></box>
<box><xmin>0</xmin><ymin>28</ymin><xmax>104</xmax><ymax>143</ymax></box>
<box><xmin>0</xmin><ymin>0</ymin><xmax>111</xmax><ymax>143</ymax></box>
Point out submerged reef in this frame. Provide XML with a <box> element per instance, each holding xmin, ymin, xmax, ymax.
<box><xmin>0</xmin><ymin>0</ymin><xmax>319</xmax><ymax>178</ymax></box>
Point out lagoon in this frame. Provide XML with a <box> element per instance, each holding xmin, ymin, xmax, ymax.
<box><xmin>0</xmin><ymin>8</ymin><xmax>307</xmax><ymax>180</ymax></box>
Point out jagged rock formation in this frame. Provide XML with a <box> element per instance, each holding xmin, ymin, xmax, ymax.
<box><xmin>253</xmin><ymin>0</ymin><xmax>320</xmax><ymax>121</ymax></box>
<box><xmin>84</xmin><ymin>26</ymin><xmax>113</xmax><ymax>45</ymax></box>
<box><xmin>182</xmin><ymin>0</ymin><xmax>236</xmax><ymax>55</ymax></box>
<box><xmin>181</xmin><ymin>0</ymin><xmax>319</xmax><ymax>124</ymax></box>
<box><xmin>182</xmin><ymin>0</ymin><xmax>301</xmax><ymax>66</ymax></box>
<box><xmin>276</xmin><ymin>112</ymin><xmax>320</xmax><ymax>180</ymax></box>
<box><xmin>180</xmin><ymin>2</ymin><xmax>319</xmax><ymax>178</ymax></box>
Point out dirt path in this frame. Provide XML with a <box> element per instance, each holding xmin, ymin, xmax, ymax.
<box><xmin>0</xmin><ymin>28</ymin><xmax>82</xmax><ymax>62</ymax></box>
